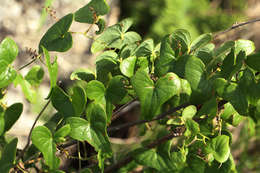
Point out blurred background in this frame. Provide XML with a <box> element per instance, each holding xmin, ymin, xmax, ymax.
<box><xmin>1</xmin><ymin>0</ymin><xmax>260</xmax><ymax>172</ymax></box>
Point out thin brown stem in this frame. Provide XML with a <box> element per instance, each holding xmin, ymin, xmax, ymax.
<box><xmin>108</xmin><ymin>103</ymin><xmax>190</xmax><ymax>132</ymax></box>
<box><xmin>16</xmin><ymin>99</ymin><xmax>51</xmax><ymax>161</ymax></box>
<box><xmin>214</xmin><ymin>18</ymin><xmax>260</xmax><ymax>38</ymax></box>
<box><xmin>111</xmin><ymin>99</ymin><xmax>137</xmax><ymax>121</ymax></box>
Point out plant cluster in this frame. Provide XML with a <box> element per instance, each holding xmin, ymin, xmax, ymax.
<box><xmin>0</xmin><ymin>0</ymin><xmax>259</xmax><ymax>172</ymax></box>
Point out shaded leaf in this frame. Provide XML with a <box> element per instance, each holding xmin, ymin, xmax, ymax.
<box><xmin>190</xmin><ymin>33</ymin><xmax>212</xmax><ymax>53</ymax></box>
<box><xmin>71</xmin><ymin>86</ymin><xmax>86</xmax><ymax>116</ymax></box>
<box><xmin>106</xmin><ymin>75</ymin><xmax>127</xmax><ymax>104</ymax></box>
<box><xmin>70</xmin><ymin>68</ymin><xmax>95</xmax><ymax>82</ymax></box>
<box><xmin>4</xmin><ymin>103</ymin><xmax>23</xmax><ymax>132</ymax></box>
<box><xmin>25</xmin><ymin>65</ymin><xmax>44</xmax><ymax>86</ymax></box>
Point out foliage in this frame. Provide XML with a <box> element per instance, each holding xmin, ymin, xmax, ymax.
<box><xmin>0</xmin><ymin>0</ymin><xmax>259</xmax><ymax>172</ymax></box>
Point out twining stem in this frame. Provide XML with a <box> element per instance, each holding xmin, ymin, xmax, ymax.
<box><xmin>18</xmin><ymin>55</ymin><xmax>41</xmax><ymax>71</ymax></box>
<box><xmin>16</xmin><ymin>99</ymin><xmax>51</xmax><ymax>162</ymax></box>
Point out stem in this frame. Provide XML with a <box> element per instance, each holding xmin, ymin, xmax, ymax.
<box><xmin>111</xmin><ymin>99</ymin><xmax>137</xmax><ymax>121</ymax></box>
<box><xmin>104</xmin><ymin>132</ymin><xmax>181</xmax><ymax>173</ymax></box>
<box><xmin>18</xmin><ymin>58</ymin><xmax>37</xmax><ymax>71</ymax></box>
<box><xmin>16</xmin><ymin>99</ymin><xmax>51</xmax><ymax>161</ymax></box>
<box><xmin>214</xmin><ymin>18</ymin><xmax>260</xmax><ymax>38</ymax></box>
<box><xmin>108</xmin><ymin>103</ymin><xmax>190</xmax><ymax>132</ymax></box>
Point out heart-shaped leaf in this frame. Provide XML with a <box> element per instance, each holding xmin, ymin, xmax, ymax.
<box><xmin>0</xmin><ymin>37</ymin><xmax>18</xmax><ymax>73</ymax></box>
<box><xmin>4</xmin><ymin>103</ymin><xmax>23</xmax><ymax>132</ymax></box>
<box><xmin>131</xmin><ymin>70</ymin><xmax>181</xmax><ymax>120</ymax></box>
<box><xmin>85</xmin><ymin>80</ymin><xmax>106</xmax><ymax>103</ymax></box>
<box><xmin>0</xmin><ymin>138</ymin><xmax>18</xmax><ymax>173</ymax></box>
<box><xmin>134</xmin><ymin>39</ymin><xmax>154</xmax><ymax>57</ymax></box>
<box><xmin>91</xmin><ymin>18</ymin><xmax>141</xmax><ymax>53</ymax></box>
<box><xmin>25</xmin><ymin>65</ymin><xmax>44</xmax><ymax>86</ymax></box>
<box><xmin>51</xmin><ymin>86</ymin><xmax>75</xmax><ymax>117</ymax></box>
<box><xmin>74</xmin><ymin>0</ymin><xmax>109</xmax><ymax>24</ymax></box>
<box><xmin>235</xmin><ymin>39</ymin><xmax>255</xmax><ymax>55</ymax></box>
<box><xmin>207</xmin><ymin>135</ymin><xmax>230</xmax><ymax>163</ymax></box>
<box><xmin>31</xmin><ymin>126</ymin><xmax>60</xmax><ymax>169</ymax></box>
<box><xmin>39</xmin><ymin>13</ymin><xmax>74</xmax><ymax>53</ymax></box>
<box><xmin>182</xmin><ymin>105</ymin><xmax>197</xmax><ymax>121</ymax></box>
<box><xmin>185</xmin><ymin>119</ymin><xmax>200</xmax><ymax>136</ymax></box>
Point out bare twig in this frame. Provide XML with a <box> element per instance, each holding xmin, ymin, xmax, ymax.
<box><xmin>17</xmin><ymin>99</ymin><xmax>51</xmax><ymax>161</ymax></box>
<box><xmin>108</xmin><ymin>103</ymin><xmax>190</xmax><ymax>132</ymax></box>
<box><xmin>111</xmin><ymin>99</ymin><xmax>138</xmax><ymax>121</ymax></box>
<box><xmin>214</xmin><ymin>18</ymin><xmax>260</xmax><ymax>38</ymax></box>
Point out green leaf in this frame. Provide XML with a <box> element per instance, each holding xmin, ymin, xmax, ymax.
<box><xmin>43</xmin><ymin>47</ymin><xmax>58</xmax><ymax>88</ymax></box>
<box><xmin>131</xmin><ymin>70</ymin><xmax>181</xmax><ymax>120</ymax></box>
<box><xmin>207</xmin><ymin>135</ymin><xmax>230</xmax><ymax>163</ymax></box>
<box><xmin>182</xmin><ymin>105</ymin><xmax>197</xmax><ymax>121</ymax></box>
<box><xmin>235</xmin><ymin>39</ymin><xmax>255</xmax><ymax>55</ymax></box>
<box><xmin>190</xmin><ymin>33</ymin><xmax>212</xmax><ymax>53</ymax></box>
<box><xmin>51</xmin><ymin>86</ymin><xmax>75</xmax><ymax>117</ymax></box>
<box><xmin>13</xmin><ymin>74</ymin><xmax>37</xmax><ymax>103</ymax></box>
<box><xmin>4</xmin><ymin>103</ymin><xmax>23</xmax><ymax>132</ymax></box>
<box><xmin>0</xmin><ymin>138</ymin><xmax>18</xmax><ymax>173</ymax></box>
<box><xmin>53</xmin><ymin>124</ymin><xmax>71</xmax><ymax>143</ymax></box>
<box><xmin>25</xmin><ymin>65</ymin><xmax>44</xmax><ymax>86</ymax></box>
<box><xmin>172</xmin><ymin>29</ymin><xmax>191</xmax><ymax>54</ymax></box>
<box><xmin>214</xmin><ymin>78</ymin><xmax>248</xmax><ymax>115</ymax></box>
<box><xmin>31</xmin><ymin>126</ymin><xmax>59</xmax><ymax>169</ymax></box>
<box><xmin>71</xmin><ymin>86</ymin><xmax>86</xmax><ymax>116</ymax></box>
<box><xmin>106</xmin><ymin>75</ymin><xmax>127</xmax><ymax>104</ymax></box>
<box><xmin>134</xmin><ymin>148</ymin><xmax>174</xmax><ymax>172</ymax></box>
<box><xmin>70</xmin><ymin>68</ymin><xmax>95</xmax><ymax>82</ymax></box>
<box><xmin>155</xmin><ymin>35</ymin><xmax>176</xmax><ymax>76</ymax></box>
<box><xmin>39</xmin><ymin>13</ymin><xmax>74</xmax><ymax>53</ymax></box>
<box><xmin>205</xmin><ymin>155</ymin><xmax>236</xmax><ymax>173</ymax></box>
<box><xmin>74</xmin><ymin>0</ymin><xmax>109</xmax><ymax>23</ymax></box>
<box><xmin>174</xmin><ymin>55</ymin><xmax>212</xmax><ymax>103</ymax></box>
<box><xmin>0</xmin><ymin>67</ymin><xmax>17</xmax><ymax>89</ymax></box>
<box><xmin>246</xmin><ymin>52</ymin><xmax>260</xmax><ymax>71</ymax></box>
<box><xmin>120</xmin><ymin>56</ymin><xmax>137</xmax><ymax>77</ymax></box>
<box><xmin>185</xmin><ymin>119</ymin><xmax>200</xmax><ymax>136</ymax></box>
<box><xmin>85</xmin><ymin>80</ymin><xmax>106</xmax><ymax>102</ymax></box>
<box><xmin>0</xmin><ymin>37</ymin><xmax>18</xmax><ymax>73</ymax></box>
<box><xmin>91</xmin><ymin>18</ymin><xmax>141</xmax><ymax>53</ymax></box>
<box><xmin>134</xmin><ymin>39</ymin><xmax>154</xmax><ymax>57</ymax></box>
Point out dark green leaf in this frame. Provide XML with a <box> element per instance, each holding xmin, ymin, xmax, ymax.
<box><xmin>4</xmin><ymin>103</ymin><xmax>23</xmax><ymax>132</ymax></box>
<box><xmin>25</xmin><ymin>65</ymin><xmax>44</xmax><ymax>86</ymax></box>
<box><xmin>197</xmin><ymin>97</ymin><xmax>217</xmax><ymax>119</ymax></box>
<box><xmin>246</xmin><ymin>52</ymin><xmax>260</xmax><ymax>71</ymax></box>
<box><xmin>131</xmin><ymin>70</ymin><xmax>181</xmax><ymax>120</ymax></box>
<box><xmin>120</xmin><ymin>56</ymin><xmax>136</xmax><ymax>77</ymax></box>
<box><xmin>134</xmin><ymin>39</ymin><xmax>154</xmax><ymax>57</ymax></box>
<box><xmin>70</xmin><ymin>68</ymin><xmax>95</xmax><ymax>82</ymax></box>
<box><xmin>155</xmin><ymin>35</ymin><xmax>176</xmax><ymax>76</ymax></box>
<box><xmin>214</xmin><ymin>78</ymin><xmax>248</xmax><ymax>115</ymax></box>
<box><xmin>0</xmin><ymin>37</ymin><xmax>18</xmax><ymax>73</ymax></box>
<box><xmin>31</xmin><ymin>126</ymin><xmax>59</xmax><ymax>169</ymax></box>
<box><xmin>185</xmin><ymin>119</ymin><xmax>200</xmax><ymax>136</ymax></box>
<box><xmin>190</xmin><ymin>33</ymin><xmax>212</xmax><ymax>53</ymax></box>
<box><xmin>106</xmin><ymin>75</ymin><xmax>127</xmax><ymax>104</ymax></box>
<box><xmin>86</xmin><ymin>80</ymin><xmax>106</xmax><ymax>102</ymax></box>
<box><xmin>51</xmin><ymin>86</ymin><xmax>75</xmax><ymax>117</ymax></box>
<box><xmin>75</xmin><ymin>0</ymin><xmax>109</xmax><ymax>23</ymax></box>
<box><xmin>0</xmin><ymin>138</ymin><xmax>18</xmax><ymax>173</ymax></box>
<box><xmin>71</xmin><ymin>86</ymin><xmax>86</xmax><ymax>116</ymax></box>
<box><xmin>39</xmin><ymin>13</ymin><xmax>74</xmax><ymax>53</ymax></box>
<box><xmin>0</xmin><ymin>106</ymin><xmax>4</xmax><ymax>136</ymax></box>
<box><xmin>172</xmin><ymin>29</ymin><xmax>191</xmax><ymax>54</ymax></box>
